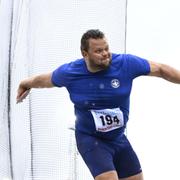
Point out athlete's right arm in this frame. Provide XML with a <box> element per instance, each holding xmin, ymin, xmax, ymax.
<box><xmin>16</xmin><ymin>72</ymin><xmax>54</xmax><ymax>103</ymax></box>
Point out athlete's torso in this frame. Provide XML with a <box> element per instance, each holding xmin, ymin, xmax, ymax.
<box><xmin>51</xmin><ymin>53</ymin><xmax>150</xmax><ymax>140</ymax></box>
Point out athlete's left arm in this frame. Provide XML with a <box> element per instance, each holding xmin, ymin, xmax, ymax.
<box><xmin>148</xmin><ymin>61</ymin><xmax>180</xmax><ymax>84</ymax></box>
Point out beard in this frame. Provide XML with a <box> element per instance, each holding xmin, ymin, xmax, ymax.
<box><xmin>89</xmin><ymin>57</ymin><xmax>112</xmax><ymax>71</ymax></box>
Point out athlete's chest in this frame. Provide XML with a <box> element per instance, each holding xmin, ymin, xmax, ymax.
<box><xmin>67</xmin><ymin>73</ymin><xmax>132</xmax><ymax>108</ymax></box>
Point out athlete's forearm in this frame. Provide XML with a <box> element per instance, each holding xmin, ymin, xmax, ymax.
<box><xmin>20</xmin><ymin>72</ymin><xmax>54</xmax><ymax>89</ymax></box>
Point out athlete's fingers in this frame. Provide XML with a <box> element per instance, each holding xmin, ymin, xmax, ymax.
<box><xmin>16</xmin><ymin>87</ymin><xmax>25</xmax><ymax>100</ymax></box>
<box><xmin>16</xmin><ymin>89</ymin><xmax>30</xmax><ymax>104</ymax></box>
<box><xmin>16</xmin><ymin>89</ymin><xmax>30</xmax><ymax>103</ymax></box>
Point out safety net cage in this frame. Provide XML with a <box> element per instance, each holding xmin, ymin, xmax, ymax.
<box><xmin>0</xmin><ymin>0</ymin><xmax>127</xmax><ymax>179</ymax></box>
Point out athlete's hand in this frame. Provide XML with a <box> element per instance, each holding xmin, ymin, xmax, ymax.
<box><xmin>16</xmin><ymin>85</ymin><xmax>30</xmax><ymax>104</ymax></box>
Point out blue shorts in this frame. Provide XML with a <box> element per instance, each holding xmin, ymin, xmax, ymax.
<box><xmin>75</xmin><ymin>131</ymin><xmax>142</xmax><ymax>178</ymax></box>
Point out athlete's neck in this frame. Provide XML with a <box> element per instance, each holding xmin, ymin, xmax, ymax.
<box><xmin>86</xmin><ymin>64</ymin><xmax>104</xmax><ymax>73</ymax></box>
<box><xmin>85</xmin><ymin>60</ymin><xmax>109</xmax><ymax>73</ymax></box>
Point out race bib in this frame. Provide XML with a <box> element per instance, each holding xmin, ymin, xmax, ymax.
<box><xmin>90</xmin><ymin>108</ymin><xmax>124</xmax><ymax>132</ymax></box>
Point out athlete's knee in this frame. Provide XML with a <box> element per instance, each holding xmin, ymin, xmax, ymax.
<box><xmin>119</xmin><ymin>172</ymin><xmax>144</xmax><ymax>180</ymax></box>
<box><xmin>95</xmin><ymin>170</ymin><xmax>119</xmax><ymax>180</ymax></box>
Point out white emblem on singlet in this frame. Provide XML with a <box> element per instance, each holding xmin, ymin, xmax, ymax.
<box><xmin>111</xmin><ymin>79</ymin><xmax>120</xmax><ymax>88</ymax></box>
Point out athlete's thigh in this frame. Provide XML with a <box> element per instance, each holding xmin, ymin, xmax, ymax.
<box><xmin>119</xmin><ymin>172</ymin><xmax>143</xmax><ymax>180</ymax></box>
<box><xmin>114</xmin><ymin>135</ymin><xmax>142</xmax><ymax>178</ymax></box>
<box><xmin>75</xmin><ymin>132</ymin><xmax>116</xmax><ymax>178</ymax></box>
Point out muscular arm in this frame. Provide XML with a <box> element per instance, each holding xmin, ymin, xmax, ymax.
<box><xmin>148</xmin><ymin>61</ymin><xmax>180</xmax><ymax>84</ymax></box>
<box><xmin>16</xmin><ymin>72</ymin><xmax>54</xmax><ymax>103</ymax></box>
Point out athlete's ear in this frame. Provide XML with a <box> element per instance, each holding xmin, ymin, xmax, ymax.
<box><xmin>81</xmin><ymin>50</ymin><xmax>88</xmax><ymax>58</ymax></box>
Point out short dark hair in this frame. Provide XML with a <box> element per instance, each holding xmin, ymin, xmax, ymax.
<box><xmin>80</xmin><ymin>29</ymin><xmax>105</xmax><ymax>52</ymax></box>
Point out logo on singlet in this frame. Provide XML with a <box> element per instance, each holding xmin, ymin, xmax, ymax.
<box><xmin>111</xmin><ymin>79</ymin><xmax>120</xmax><ymax>88</ymax></box>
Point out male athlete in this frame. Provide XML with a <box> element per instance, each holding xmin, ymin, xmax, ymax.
<box><xmin>16</xmin><ymin>29</ymin><xmax>180</xmax><ymax>180</ymax></box>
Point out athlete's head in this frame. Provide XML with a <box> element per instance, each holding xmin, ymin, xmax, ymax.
<box><xmin>81</xmin><ymin>29</ymin><xmax>111</xmax><ymax>72</ymax></box>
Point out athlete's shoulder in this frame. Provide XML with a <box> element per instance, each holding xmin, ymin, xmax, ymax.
<box><xmin>59</xmin><ymin>58</ymin><xmax>85</xmax><ymax>73</ymax></box>
<box><xmin>111</xmin><ymin>53</ymin><xmax>128</xmax><ymax>67</ymax></box>
<box><xmin>69</xmin><ymin>58</ymin><xmax>84</xmax><ymax>67</ymax></box>
<box><xmin>115</xmin><ymin>53</ymin><xmax>150</xmax><ymax>77</ymax></box>
<box><xmin>111</xmin><ymin>53</ymin><xmax>149</xmax><ymax>65</ymax></box>
<box><xmin>112</xmin><ymin>53</ymin><xmax>145</xmax><ymax>60</ymax></box>
<box><xmin>52</xmin><ymin>58</ymin><xmax>85</xmax><ymax>87</ymax></box>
